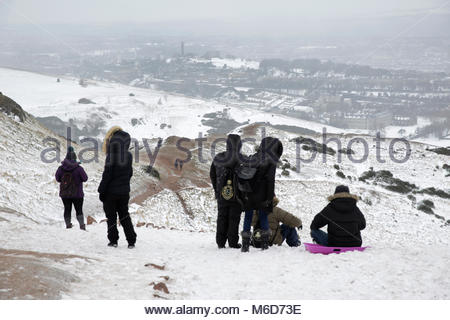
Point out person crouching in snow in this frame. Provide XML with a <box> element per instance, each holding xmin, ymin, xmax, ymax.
<box><xmin>98</xmin><ymin>126</ymin><xmax>137</xmax><ymax>249</ymax></box>
<box><xmin>240</xmin><ymin>137</ymin><xmax>283</xmax><ymax>252</ymax></box>
<box><xmin>210</xmin><ymin>134</ymin><xmax>243</xmax><ymax>249</ymax></box>
<box><xmin>251</xmin><ymin>196</ymin><xmax>302</xmax><ymax>247</ymax></box>
<box><xmin>55</xmin><ymin>146</ymin><xmax>88</xmax><ymax>230</ymax></box>
<box><xmin>310</xmin><ymin>185</ymin><xmax>366</xmax><ymax>247</ymax></box>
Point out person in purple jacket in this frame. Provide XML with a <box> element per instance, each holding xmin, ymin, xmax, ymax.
<box><xmin>55</xmin><ymin>147</ymin><xmax>88</xmax><ymax>230</ymax></box>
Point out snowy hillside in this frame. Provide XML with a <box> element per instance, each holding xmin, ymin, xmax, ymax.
<box><xmin>0</xmin><ymin>67</ymin><xmax>358</xmax><ymax>142</ymax></box>
<box><xmin>0</xmin><ymin>69</ymin><xmax>449</xmax><ymax>300</ymax></box>
<box><xmin>1</xmin><ymin>67</ymin><xmax>445</xmax><ymax>147</ymax></box>
<box><xmin>0</xmin><ymin>110</ymin><xmax>155</xmax><ymax>226</ymax></box>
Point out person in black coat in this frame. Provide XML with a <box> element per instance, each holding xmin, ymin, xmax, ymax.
<box><xmin>241</xmin><ymin>137</ymin><xmax>283</xmax><ymax>252</ymax></box>
<box><xmin>210</xmin><ymin>134</ymin><xmax>243</xmax><ymax>249</ymax></box>
<box><xmin>98</xmin><ymin>126</ymin><xmax>137</xmax><ymax>249</ymax></box>
<box><xmin>310</xmin><ymin>185</ymin><xmax>366</xmax><ymax>247</ymax></box>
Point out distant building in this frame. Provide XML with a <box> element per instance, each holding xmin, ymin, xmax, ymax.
<box><xmin>392</xmin><ymin>115</ymin><xmax>417</xmax><ymax>126</ymax></box>
<box><xmin>330</xmin><ymin>110</ymin><xmax>392</xmax><ymax>130</ymax></box>
<box><xmin>202</xmin><ymin>51</ymin><xmax>221</xmax><ymax>59</ymax></box>
<box><xmin>181</xmin><ymin>41</ymin><xmax>185</xmax><ymax>57</ymax></box>
<box><xmin>314</xmin><ymin>94</ymin><xmax>344</xmax><ymax>112</ymax></box>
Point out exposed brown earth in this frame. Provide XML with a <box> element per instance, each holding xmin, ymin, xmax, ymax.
<box><xmin>152</xmin><ymin>282</ymin><xmax>169</xmax><ymax>294</ymax></box>
<box><xmin>130</xmin><ymin>126</ymin><xmax>261</xmax><ymax>215</ymax></box>
<box><xmin>144</xmin><ymin>263</ymin><xmax>165</xmax><ymax>270</ymax></box>
<box><xmin>0</xmin><ymin>248</ymin><xmax>93</xmax><ymax>299</ymax></box>
<box><xmin>241</xmin><ymin>123</ymin><xmax>260</xmax><ymax>136</ymax></box>
<box><xmin>132</xmin><ymin>135</ymin><xmax>214</xmax><ymax>206</ymax></box>
<box><xmin>87</xmin><ymin>216</ymin><xmax>97</xmax><ymax>225</ymax></box>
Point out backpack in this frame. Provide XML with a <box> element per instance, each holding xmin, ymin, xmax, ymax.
<box><xmin>235</xmin><ymin>156</ymin><xmax>261</xmax><ymax>207</ymax></box>
<box><xmin>60</xmin><ymin>171</ymin><xmax>78</xmax><ymax>198</ymax></box>
<box><xmin>251</xmin><ymin>229</ymin><xmax>263</xmax><ymax>248</ymax></box>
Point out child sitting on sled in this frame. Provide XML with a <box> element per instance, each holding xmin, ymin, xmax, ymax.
<box><xmin>310</xmin><ymin>185</ymin><xmax>366</xmax><ymax>247</ymax></box>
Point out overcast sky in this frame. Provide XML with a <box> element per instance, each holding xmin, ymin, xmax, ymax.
<box><xmin>1</xmin><ymin>0</ymin><xmax>449</xmax><ymax>37</ymax></box>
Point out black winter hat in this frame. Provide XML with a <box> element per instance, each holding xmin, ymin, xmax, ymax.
<box><xmin>66</xmin><ymin>146</ymin><xmax>77</xmax><ymax>161</ymax></box>
<box><xmin>334</xmin><ymin>185</ymin><xmax>349</xmax><ymax>194</ymax></box>
<box><xmin>226</xmin><ymin>134</ymin><xmax>241</xmax><ymax>153</ymax></box>
<box><xmin>259</xmin><ymin>137</ymin><xmax>283</xmax><ymax>161</ymax></box>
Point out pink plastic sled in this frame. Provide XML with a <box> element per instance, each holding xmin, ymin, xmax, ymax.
<box><xmin>304</xmin><ymin>243</ymin><xmax>368</xmax><ymax>255</ymax></box>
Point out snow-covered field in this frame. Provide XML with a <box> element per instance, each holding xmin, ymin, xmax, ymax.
<box><xmin>0</xmin><ymin>67</ymin><xmax>370</xmax><ymax>141</ymax></box>
<box><xmin>0</xmin><ymin>68</ymin><xmax>449</xmax><ymax>300</ymax></box>
<box><xmin>1</xmin><ymin>67</ymin><xmax>446</xmax><ymax>146</ymax></box>
<box><xmin>190</xmin><ymin>57</ymin><xmax>260</xmax><ymax>70</ymax></box>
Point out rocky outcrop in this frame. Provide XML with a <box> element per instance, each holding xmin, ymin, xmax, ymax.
<box><xmin>0</xmin><ymin>93</ymin><xmax>27</xmax><ymax>122</ymax></box>
<box><xmin>78</xmin><ymin>98</ymin><xmax>95</xmax><ymax>104</ymax></box>
<box><xmin>36</xmin><ymin>116</ymin><xmax>85</xmax><ymax>143</ymax></box>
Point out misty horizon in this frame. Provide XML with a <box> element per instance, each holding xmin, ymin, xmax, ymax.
<box><xmin>1</xmin><ymin>0</ymin><xmax>450</xmax><ymax>38</ymax></box>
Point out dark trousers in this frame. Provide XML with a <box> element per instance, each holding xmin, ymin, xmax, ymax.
<box><xmin>281</xmin><ymin>224</ymin><xmax>300</xmax><ymax>247</ymax></box>
<box><xmin>243</xmin><ymin>209</ymin><xmax>268</xmax><ymax>232</ymax></box>
<box><xmin>103</xmin><ymin>194</ymin><xmax>137</xmax><ymax>245</ymax></box>
<box><xmin>62</xmin><ymin>198</ymin><xmax>84</xmax><ymax>227</ymax></box>
<box><xmin>216</xmin><ymin>204</ymin><xmax>242</xmax><ymax>248</ymax></box>
<box><xmin>311</xmin><ymin>229</ymin><xmax>329</xmax><ymax>246</ymax></box>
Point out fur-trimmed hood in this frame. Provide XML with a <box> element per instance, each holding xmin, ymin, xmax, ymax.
<box><xmin>102</xmin><ymin>126</ymin><xmax>123</xmax><ymax>154</ymax></box>
<box><xmin>327</xmin><ymin>192</ymin><xmax>359</xmax><ymax>214</ymax></box>
<box><xmin>327</xmin><ymin>192</ymin><xmax>359</xmax><ymax>202</ymax></box>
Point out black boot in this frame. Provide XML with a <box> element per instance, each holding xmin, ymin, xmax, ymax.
<box><xmin>241</xmin><ymin>231</ymin><xmax>251</xmax><ymax>253</ymax></box>
<box><xmin>261</xmin><ymin>230</ymin><xmax>270</xmax><ymax>250</ymax></box>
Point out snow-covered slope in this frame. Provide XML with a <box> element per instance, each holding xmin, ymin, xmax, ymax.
<box><xmin>1</xmin><ymin>69</ymin><xmax>449</xmax><ymax>300</ymax></box>
<box><xmin>0</xmin><ymin>67</ymin><xmax>352</xmax><ymax>141</ymax></box>
<box><xmin>3</xmin><ymin>224</ymin><xmax>449</xmax><ymax>300</ymax></box>
<box><xmin>0</xmin><ymin>109</ymin><xmax>153</xmax><ymax>227</ymax></box>
<box><xmin>1</xmin><ymin>67</ymin><xmax>447</xmax><ymax>147</ymax></box>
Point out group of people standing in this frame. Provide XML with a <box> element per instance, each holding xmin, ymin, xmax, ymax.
<box><xmin>55</xmin><ymin>128</ymin><xmax>366</xmax><ymax>252</ymax></box>
<box><xmin>55</xmin><ymin>126</ymin><xmax>137</xmax><ymax>249</ymax></box>
<box><xmin>210</xmin><ymin>134</ymin><xmax>300</xmax><ymax>252</ymax></box>
<box><xmin>210</xmin><ymin>134</ymin><xmax>366</xmax><ymax>252</ymax></box>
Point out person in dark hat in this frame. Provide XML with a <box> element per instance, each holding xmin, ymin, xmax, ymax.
<box><xmin>240</xmin><ymin>137</ymin><xmax>284</xmax><ymax>252</ymax></box>
<box><xmin>55</xmin><ymin>146</ymin><xmax>88</xmax><ymax>230</ymax></box>
<box><xmin>310</xmin><ymin>185</ymin><xmax>366</xmax><ymax>247</ymax></box>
